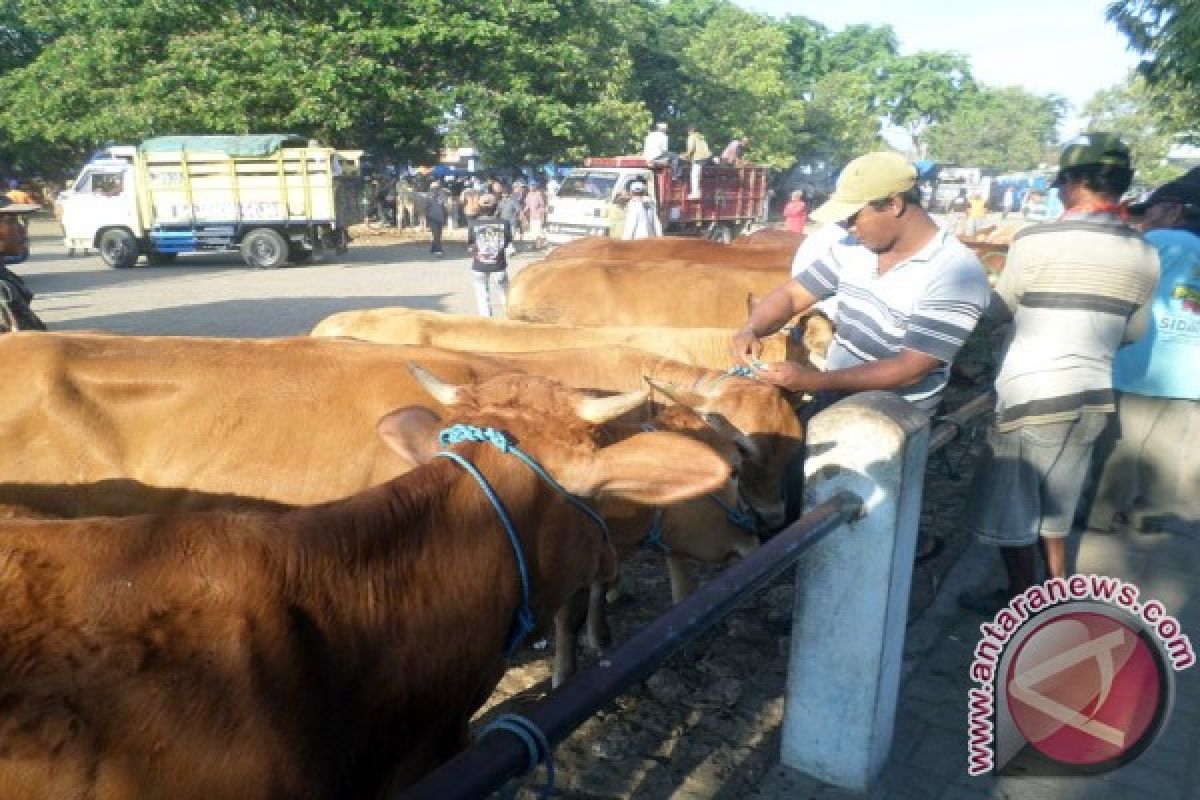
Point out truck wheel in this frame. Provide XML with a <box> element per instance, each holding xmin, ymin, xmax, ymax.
<box><xmin>241</xmin><ymin>228</ymin><xmax>289</xmax><ymax>269</ymax></box>
<box><xmin>146</xmin><ymin>252</ymin><xmax>177</xmax><ymax>266</ymax></box>
<box><xmin>99</xmin><ymin>228</ymin><xmax>139</xmax><ymax>269</ymax></box>
<box><xmin>710</xmin><ymin>224</ymin><xmax>734</xmax><ymax>244</ymax></box>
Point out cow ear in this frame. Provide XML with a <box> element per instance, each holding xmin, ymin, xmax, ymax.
<box><xmin>563</xmin><ymin>432</ymin><xmax>730</xmax><ymax>505</ymax></box>
<box><xmin>377</xmin><ymin>407</ymin><xmax>444</xmax><ymax>464</ymax></box>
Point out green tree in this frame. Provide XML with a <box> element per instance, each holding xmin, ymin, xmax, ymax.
<box><xmin>672</xmin><ymin>4</ymin><xmax>807</xmax><ymax>168</ymax></box>
<box><xmin>874</xmin><ymin>51</ymin><xmax>975</xmax><ymax>157</ymax></box>
<box><xmin>925</xmin><ymin>87</ymin><xmax>1066</xmax><ymax>170</ymax></box>
<box><xmin>0</xmin><ymin>0</ymin><xmax>652</xmax><ymax>175</ymax></box>
<box><xmin>1082</xmin><ymin>73</ymin><xmax>1194</xmax><ymax>185</ymax></box>
<box><xmin>1107</xmin><ymin>0</ymin><xmax>1200</xmax><ymax>87</ymax></box>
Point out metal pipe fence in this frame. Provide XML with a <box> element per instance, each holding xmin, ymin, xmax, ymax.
<box><xmin>398</xmin><ymin>390</ymin><xmax>996</xmax><ymax>800</ymax></box>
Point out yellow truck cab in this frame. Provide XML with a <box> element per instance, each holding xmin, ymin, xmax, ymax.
<box><xmin>60</xmin><ymin>134</ymin><xmax>363</xmax><ymax>269</ymax></box>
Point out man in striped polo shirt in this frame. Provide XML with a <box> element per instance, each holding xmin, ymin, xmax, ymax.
<box><xmin>959</xmin><ymin>133</ymin><xmax>1160</xmax><ymax>615</ymax></box>
<box><xmin>732</xmin><ymin>151</ymin><xmax>989</xmax><ymax>526</ymax></box>
<box><xmin>732</xmin><ymin>151</ymin><xmax>989</xmax><ymax>414</ymax></box>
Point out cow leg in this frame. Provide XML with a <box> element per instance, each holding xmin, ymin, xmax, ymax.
<box><xmin>582</xmin><ymin>580</ymin><xmax>611</xmax><ymax>654</ymax></box>
<box><xmin>665</xmin><ymin>554</ymin><xmax>696</xmax><ymax>603</ymax></box>
<box><xmin>552</xmin><ymin>587</ymin><xmax>588</xmax><ymax>687</ymax></box>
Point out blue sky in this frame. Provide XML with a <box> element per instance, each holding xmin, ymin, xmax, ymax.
<box><xmin>738</xmin><ymin>0</ymin><xmax>1142</xmax><ymax>141</ymax></box>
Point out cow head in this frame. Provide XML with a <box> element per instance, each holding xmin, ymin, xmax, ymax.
<box><xmin>646</xmin><ymin>405</ymin><xmax>763</xmax><ymax>561</ymax></box>
<box><xmin>645</xmin><ymin>374</ymin><xmax>802</xmax><ymax>531</ymax></box>
<box><xmin>378</xmin><ymin>367</ymin><xmax>732</xmax><ymax>627</ymax></box>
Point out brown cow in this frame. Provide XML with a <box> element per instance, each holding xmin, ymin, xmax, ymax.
<box><xmin>0</xmin><ymin>332</ymin><xmax>766</xmax><ymax>687</ymax></box>
<box><xmin>0</xmin><ymin>370</ymin><xmax>730</xmax><ymax>799</ymax></box>
<box><xmin>310</xmin><ymin>307</ymin><xmax>808</xmax><ymax>370</ymax></box>
<box><xmin>543</xmin><ymin>236</ymin><xmax>793</xmax><ymax>268</ymax></box>
<box><xmin>0</xmin><ymin>334</ymin><xmax>803</xmax><ymax>531</ymax></box>
<box><xmin>733</xmin><ymin>227</ymin><xmax>805</xmax><ymax>248</ymax></box>
<box><xmin>508</xmin><ymin>257</ymin><xmax>791</xmax><ymax>327</ymax></box>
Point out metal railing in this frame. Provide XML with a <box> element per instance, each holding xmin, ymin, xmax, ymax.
<box><xmin>397</xmin><ymin>390</ymin><xmax>995</xmax><ymax>800</ymax></box>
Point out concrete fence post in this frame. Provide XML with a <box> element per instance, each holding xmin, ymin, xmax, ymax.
<box><xmin>780</xmin><ymin>391</ymin><xmax>931</xmax><ymax>789</ymax></box>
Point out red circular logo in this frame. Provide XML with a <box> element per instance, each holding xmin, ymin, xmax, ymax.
<box><xmin>1005</xmin><ymin>611</ymin><xmax>1165</xmax><ymax>766</ymax></box>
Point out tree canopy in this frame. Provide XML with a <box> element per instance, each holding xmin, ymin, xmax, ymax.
<box><xmin>926</xmin><ymin>87</ymin><xmax>1066</xmax><ymax>171</ymax></box>
<box><xmin>0</xmin><ymin>0</ymin><xmax>1068</xmax><ymax>180</ymax></box>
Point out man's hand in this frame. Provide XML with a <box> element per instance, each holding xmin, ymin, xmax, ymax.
<box><xmin>754</xmin><ymin>361</ymin><xmax>823</xmax><ymax>392</ymax></box>
<box><xmin>731</xmin><ymin>327</ymin><xmax>763</xmax><ymax>366</ymax></box>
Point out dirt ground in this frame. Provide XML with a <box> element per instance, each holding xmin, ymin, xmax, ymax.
<box><xmin>17</xmin><ymin>213</ymin><xmax>994</xmax><ymax>799</ymax></box>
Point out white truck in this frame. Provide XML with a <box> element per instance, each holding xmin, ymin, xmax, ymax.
<box><xmin>60</xmin><ymin>134</ymin><xmax>363</xmax><ymax>269</ymax></box>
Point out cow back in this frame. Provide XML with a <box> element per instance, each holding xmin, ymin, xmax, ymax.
<box><xmin>508</xmin><ymin>258</ymin><xmax>790</xmax><ymax>327</ymax></box>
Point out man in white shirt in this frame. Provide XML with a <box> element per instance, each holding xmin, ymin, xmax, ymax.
<box><xmin>643</xmin><ymin>122</ymin><xmax>670</xmax><ymax>162</ymax></box>
<box><xmin>621</xmin><ymin>180</ymin><xmax>662</xmax><ymax>240</ymax></box>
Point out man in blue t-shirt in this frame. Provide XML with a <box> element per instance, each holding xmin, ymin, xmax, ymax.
<box><xmin>1087</xmin><ymin>179</ymin><xmax>1200</xmax><ymax>533</ymax></box>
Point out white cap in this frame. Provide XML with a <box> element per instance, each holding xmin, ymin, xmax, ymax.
<box><xmin>655</xmin><ymin>122</ymin><xmax>668</xmax><ymax>131</ymax></box>
<box><xmin>629</xmin><ymin>180</ymin><xmax>648</xmax><ymax>194</ymax></box>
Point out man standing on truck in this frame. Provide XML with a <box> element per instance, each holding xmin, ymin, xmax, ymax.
<box><xmin>683</xmin><ymin>125</ymin><xmax>712</xmax><ymax>200</ymax></box>
<box><xmin>720</xmin><ymin>135</ymin><xmax>748</xmax><ymax>165</ymax></box>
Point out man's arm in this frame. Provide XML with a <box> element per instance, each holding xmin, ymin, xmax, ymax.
<box><xmin>754</xmin><ymin>349</ymin><xmax>940</xmax><ymax>393</ymax></box>
<box><xmin>731</xmin><ymin>281</ymin><xmax>818</xmax><ymax>364</ymax></box>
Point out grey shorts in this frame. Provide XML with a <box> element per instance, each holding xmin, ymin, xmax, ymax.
<box><xmin>966</xmin><ymin>412</ymin><xmax>1111</xmax><ymax>546</ymax></box>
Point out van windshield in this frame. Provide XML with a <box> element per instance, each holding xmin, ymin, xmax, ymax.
<box><xmin>556</xmin><ymin>172</ymin><xmax>619</xmax><ymax>200</ymax></box>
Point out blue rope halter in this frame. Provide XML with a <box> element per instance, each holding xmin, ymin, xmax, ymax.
<box><xmin>635</xmin><ymin>422</ymin><xmax>760</xmax><ymax>554</ymax></box>
<box><xmin>434</xmin><ymin>424</ymin><xmax>610</xmax><ymax>658</ymax></box>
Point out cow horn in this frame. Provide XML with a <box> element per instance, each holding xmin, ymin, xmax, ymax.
<box><xmin>408</xmin><ymin>363</ymin><xmax>462</xmax><ymax>406</ymax></box>
<box><xmin>575</xmin><ymin>390</ymin><xmax>650</xmax><ymax>423</ymax></box>
<box><xmin>700</xmin><ymin>412</ymin><xmax>760</xmax><ymax>459</ymax></box>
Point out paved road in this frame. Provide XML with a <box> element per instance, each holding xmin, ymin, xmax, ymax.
<box><xmin>19</xmin><ymin>215</ymin><xmax>535</xmax><ymax>337</ymax></box>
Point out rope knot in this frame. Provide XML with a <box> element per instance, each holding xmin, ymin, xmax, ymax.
<box><xmin>439</xmin><ymin>424</ymin><xmax>512</xmax><ymax>452</ymax></box>
<box><xmin>727</xmin><ymin>364</ymin><xmax>760</xmax><ymax>379</ymax></box>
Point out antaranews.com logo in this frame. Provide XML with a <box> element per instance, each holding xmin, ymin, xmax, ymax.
<box><xmin>967</xmin><ymin>574</ymin><xmax>1194</xmax><ymax>776</ymax></box>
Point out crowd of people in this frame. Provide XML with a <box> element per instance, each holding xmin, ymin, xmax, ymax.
<box><xmin>731</xmin><ymin>135</ymin><xmax>1198</xmax><ymax>602</ymax></box>
<box><xmin>365</xmin><ymin>171</ymin><xmax>550</xmax><ymax>252</ymax></box>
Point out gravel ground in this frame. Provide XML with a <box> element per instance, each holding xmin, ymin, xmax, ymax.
<box><xmin>16</xmin><ymin>213</ymin><xmax>994</xmax><ymax>799</ymax></box>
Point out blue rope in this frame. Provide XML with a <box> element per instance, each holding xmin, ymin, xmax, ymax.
<box><xmin>727</xmin><ymin>364</ymin><xmax>761</xmax><ymax>379</ymax></box>
<box><xmin>476</xmin><ymin>713</ymin><xmax>555</xmax><ymax>800</ymax></box>
<box><xmin>434</xmin><ymin>449</ymin><xmax>535</xmax><ymax>657</ymax></box>
<box><xmin>708</xmin><ymin>492</ymin><xmax>760</xmax><ymax>533</ymax></box>
<box><xmin>435</xmin><ymin>424</ymin><xmax>611</xmax><ymax>657</ymax></box>
<box><xmin>640</xmin><ymin>508</ymin><xmax>670</xmax><ymax>553</ymax></box>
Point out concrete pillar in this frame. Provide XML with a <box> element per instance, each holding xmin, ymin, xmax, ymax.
<box><xmin>781</xmin><ymin>391</ymin><xmax>931</xmax><ymax>789</ymax></box>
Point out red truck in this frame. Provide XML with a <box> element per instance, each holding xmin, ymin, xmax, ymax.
<box><xmin>545</xmin><ymin>157</ymin><xmax>769</xmax><ymax>244</ymax></box>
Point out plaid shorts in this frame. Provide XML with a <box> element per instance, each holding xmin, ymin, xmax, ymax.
<box><xmin>966</xmin><ymin>411</ymin><xmax>1111</xmax><ymax>546</ymax></box>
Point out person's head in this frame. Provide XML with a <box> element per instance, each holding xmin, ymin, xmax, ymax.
<box><xmin>613</xmin><ymin>190</ymin><xmax>630</xmax><ymax>207</ymax></box>
<box><xmin>429</xmin><ymin>180</ymin><xmax>440</xmax><ymax>189</ymax></box>
<box><xmin>809</xmin><ymin>151</ymin><xmax>923</xmax><ymax>253</ymax></box>
<box><xmin>790</xmin><ymin>190</ymin><xmax>805</xmax><ymax>202</ymax></box>
<box><xmin>1129</xmin><ymin>180</ymin><xmax>1200</xmax><ymax>234</ymax></box>
<box><xmin>655</xmin><ymin>122</ymin><xmax>668</xmax><ymax>132</ymax></box>
<box><xmin>688</xmin><ymin>124</ymin><xmax>699</xmax><ymax>134</ymax></box>
<box><xmin>1053</xmin><ymin>132</ymin><xmax>1133</xmax><ymax>205</ymax></box>
<box><xmin>629</xmin><ymin>180</ymin><xmax>648</xmax><ymax>196</ymax></box>
<box><xmin>478</xmin><ymin>193</ymin><xmax>498</xmax><ymax>212</ymax></box>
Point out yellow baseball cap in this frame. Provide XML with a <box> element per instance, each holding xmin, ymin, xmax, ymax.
<box><xmin>810</xmin><ymin>152</ymin><xmax>918</xmax><ymax>224</ymax></box>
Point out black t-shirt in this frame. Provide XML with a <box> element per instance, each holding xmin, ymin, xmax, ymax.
<box><xmin>467</xmin><ymin>215</ymin><xmax>513</xmax><ymax>271</ymax></box>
